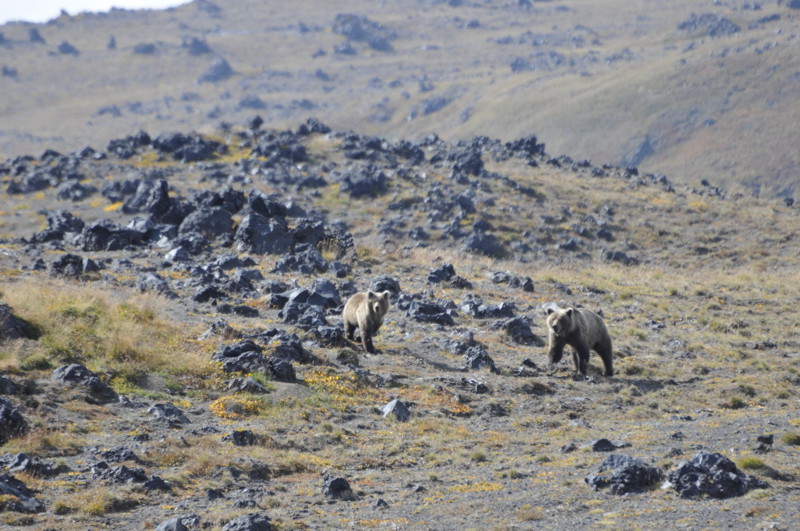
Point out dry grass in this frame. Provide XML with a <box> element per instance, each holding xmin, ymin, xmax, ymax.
<box><xmin>0</xmin><ymin>278</ymin><xmax>215</xmax><ymax>390</ymax></box>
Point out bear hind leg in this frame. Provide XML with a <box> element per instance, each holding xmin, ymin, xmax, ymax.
<box><xmin>594</xmin><ymin>339</ymin><xmax>614</xmax><ymax>376</ymax></box>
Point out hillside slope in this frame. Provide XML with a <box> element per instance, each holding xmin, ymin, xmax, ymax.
<box><xmin>1</xmin><ymin>0</ymin><xmax>798</xmax><ymax>196</ymax></box>
<box><xmin>0</xmin><ymin>119</ymin><xmax>799</xmax><ymax>529</ymax></box>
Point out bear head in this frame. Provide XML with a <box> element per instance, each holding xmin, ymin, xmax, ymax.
<box><xmin>367</xmin><ymin>290</ymin><xmax>391</xmax><ymax>316</ymax></box>
<box><xmin>545</xmin><ymin>307</ymin><xmax>574</xmax><ymax>337</ymax></box>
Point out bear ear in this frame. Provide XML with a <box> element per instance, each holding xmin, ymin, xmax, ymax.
<box><xmin>381</xmin><ymin>290</ymin><xmax>390</xmax><ymax>300</ymax></box>
<box><xmin>545</xmin><ymin>307</ymin><xmax>555</xmax><ymax>316</ymax></box>
<box><xmin>366</xmin><ymin>290</ymin><xmax>377</xmax><ymax>299</ymax></box>
<box><xmin>565</xmin><ymin>307</ymin><xmax>574</xmax><ymax>317</ymax></box>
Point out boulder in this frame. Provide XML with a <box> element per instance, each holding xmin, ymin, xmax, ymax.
<box><xmin>198</xmin><ymin>57</ymin><xmax>233</xmax><ymax>83</ymax></box>
<box><xmin>0</xmin><ymin>397</ymin><xmax>28</xmax><ymax>445</ymax></box>
<box><xmin>585</xmin><ymin>454</ymin><xmax>664</xmax><ymax>495</ymax></box>
<box><xmin>0</xmin><ymin>303</ymin><xmax>38</xmax><ymax>340</ymax></box>
<box><xmin>464</xmin><ymin>345</ymin><xmax>499</xmax><ymax>374</ymax></box>
<box><xmin>76</xmin><ymin>219</ymin><xmax>145</xmax><ymax>251</ymax></box>
<box><xmin>31</xmin><ymin>210</ymin><xmax>85</xmax><ymax>243</ymax></box>
<box><xmin>178</xmin><ymin>206</ymin><xmax>233</xmax><ymax>238</ymax></box>
<box><xmin>235</xmin><ymin>213</ymin><xmax>291</xmax><ymax>255</ymax></box>
<box><xmin>500</xmin><ymin>316</ymin><xmax>543</xmax><ymax>346</ymax></box>
<box><xmin>322</xmin><ymin>474</ymin><xmax>357</xmax><ymax>501</ymax></box>
<box><xmin>0</xmin><ymin>473</ymin><xmax>44</xmax><ymax>513</ymax></box>
<box><xmin>380</xmin><ymin>399</ymin><xmax>410</xmax><ymax>422</ymax></box>
<box><xmin>369</xmin><ymin>275</ymin><xmax>401</xmax><ymax>295</ymax></box>
<box><xmin>222</xmin><ymin>513</ymin><xmax>273</xmax><ymax>531</ymax></box>
<box><xmin>667</xmin><ymin>452</ymin><xmax>770</xmax><ymax>499</ymax></box>
<box><xmin>53</xmin><ymin>364</ymin><xmax>118</xmax><ymax>402</ymax></box>
<box><xmin>148</xmin><ymin>403</ymin><xmax>190</xmax><ymax>424</ymax></box>
<box><xmin>407</xmin><ymin>301</ymin><xmax>455</xmax><ymax>326</ymax></box>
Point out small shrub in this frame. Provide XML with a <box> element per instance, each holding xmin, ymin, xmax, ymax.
<box><xmin>470</xmin><ymin>450</ymin><xmax>488</xmax><ymax>463</ymax></box>
<box><xmin>722</xmin><ymin>396</ymin><xmax>747</xmax><ymax>409</ymax></box>
<box><xmin>780</xmin><ymin>432</ymin><xmax>800</xmax><ymax>446</ymax></box>
<box><xmin>737</xmin><ymin>457</ymin><xmax>766</xmax><ymax>470</ymax></box>
<box><xmin>20</xmin><ymin>353</ymin><xmax>53</xmax><ymax>371</ymax></box>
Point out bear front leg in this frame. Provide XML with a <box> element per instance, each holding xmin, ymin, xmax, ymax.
<box><xmin>362</xmin><ymin>330</ymin><xmax>376</xmax><ymax>354</ymax></box>
<box><xmin>574</xmin><ymin>347</ymin><xmax>590</xmax><ymax>375</ymax></box>
<box><xmin>547</xmin><ymin>341</ymin><xmax>564</xmax><ymax>373</ymax></box>
<box><xmin>344</xmin><ymin>321</ymin><xmax>355</xmax><ymax>341</ymax></box>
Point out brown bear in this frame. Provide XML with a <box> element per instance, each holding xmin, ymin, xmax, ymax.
<box><xmin>545</xmin><ymin>306</ymin><xmax>613</xmax><ymax>376</ymax></box>
<box><xmin>343</xmin><ymin>290</ymin><xmax>391</xmax><ymax>354</ymax></box>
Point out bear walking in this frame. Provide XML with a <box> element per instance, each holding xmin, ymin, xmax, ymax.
<box><xmin>545</xmin><ymin>306</ymin><xmax>613</xmax><ymax>376</ymax></box>
<box><xmin>343</xmin><ymin>290</ymin><xmax>391</xmax><ymax>354</ymax></box>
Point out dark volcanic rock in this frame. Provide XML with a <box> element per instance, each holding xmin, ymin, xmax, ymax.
<box><xmin>76</xmin><ymin>219</ymin><xmax>145</xmax><ymax>251</ymax></box>
<box><xmin>235</xmin><ymin>213</ymin><xmax>291</xmax><ymax>254</ymax></box>
<box><xmin>427</xmin><ymin>263</ymin><xmax>472</xmax><ymax>288</ymax></box>
<box><xmin>322</xmin><ymin>474</ymin><xmax>357</xmax><ymax>500</ymax></box>
<box><xmin>0</xmin><ymin>303</ymin><xmax>38</xmax><ymax>340</ymax></box>
<box><xmin>332</xmin><ymin>13</ymin><xmax>395</xmax><ymax>52</ymax></box>
<box><xmin>272</xmin><ymin>245</ymin><xmax>327</xmax><ymax>274</ymax></box>
<box><xmin>50</xmin><ymin>254</ymin><xmax>84</xmax><ymax>277</ymax></box>
<box><xmin>122</xmin><ymin>179</ymin><xmax>171</xmax><ymax>219</ymax></box>
<box><xmin>500</xmin><ymin>316</ymin><xmax>543</xmax><ymax>345</ymax></box>
<box><xmin>148</xmin><ymin>403</ymin><xmax>190</xmax><ymax>424</ymax></box>
<box><xmin>407</xmin><ymin>300</ymin><xmax>455</xmax><ymax>326</ymax></box>
<box><xmin>585</xmin><ymin>454</ymin><xmax>664</xmax><ymax>495</ymax></box>
<box><xmin>198</xmin><ymin>57</ymin><xmax>233</xmax><ymax>83</ymax></box>
<box><xmin>0</xmin><ymin>397</ymin><xmax>29</xmax><ymax>445</ymax></box>
<box><xmin>461</xmin><ymin>231</ymin><xmax>504</xmax><ymax>257</ymax></box>
<box><xmin>678</xmin><ymin>13</ymin><xmax>740</xmax><ymax>37</ymax></box>
<box><xmin>4</xmin><ymin>452</ymin><xmax>61</xmax><ymax>477</ymax></box>
<box><xmin>53</xmin><ymin>364</ymin><xmax>118</xmax><ymax>402</ymax></box>
<box><xmin>31</xmin><ymin>210</ymin><xmax>85</xmax><ymax>243</ymax></box>
<box><xmin>489</xmin><ymin>271</ymin><xmax>534</xmax><ymax>292</ymax></box>
<box><xmin>0</xmin><ymin>473</ymin><xmax>44</xmax><ymax>513</ymax></box>
<box><xmin>464</xmin><ymin>345</ymin><xmax>499</xmax><ymax>374</ymax></box>
<box><xmin>380</xmin><ymin>398</ymin><xmax>411</xmax><ymax>422</ymax></box>
<box><xmin>369</xmin><ymin>275</ymin><xmax>401</xmax><ymax>295</ymax></box>
<box><xmin>460</xmin><ymin>294</ymin><xmax>516</xmax><ymax>319</ymax></box>
<box><xmin>179</xmin><ymin>206</ymin><xmax>233</xmax><ymax>238</ymax></box>
<box><xmin>213</xmin><ymin>340</ymin><xmax>268</xmax><ymax>373</ymax></box>
<box><xmin>57</xmin><ymin>180</ymin><xmax>96</xmax><ymax>200</ymax></box>
<box><xmin>222</xmin><ymin>513</ymin><xmax>274</xmax><ymax>531</ymax></box>
<box><xmin>339</xmin><ymin>165</ymin><xmax>388</xmax><ymax>198</ymax></box>
<box><xmin>667</xmin><ymin>452</ymin><xmax>770</xmax><ymax>499</ymax></box>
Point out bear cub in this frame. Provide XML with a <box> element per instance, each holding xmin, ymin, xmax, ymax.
<box><xmin>343</xmin><ymin>290</ymin><xmax>391</xmax><ymax>354</ymax></box>
<box><xmin>545</xmin><ymin>306</ymin><xmax>613</xmax><ymax>376</ymax></box>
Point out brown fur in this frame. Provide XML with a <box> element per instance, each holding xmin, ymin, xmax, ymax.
<box><xmin>343</xmin><ymin>290</ymin><xmax>390</xmax><ymax>353</ymax></box>
<box><xmin>545</xmin><ymin>306</ymin><xmax>613</xmax><ymax>376</ymax></box>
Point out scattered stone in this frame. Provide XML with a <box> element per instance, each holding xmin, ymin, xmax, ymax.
<box><xmin>322</xmin><ymin>474</ymin><xmax>357</xmax><ymax>501</ymax></box>
<box><xmin>666</xmin><ymin>451</ymin><xmax>770</xmax><ymax>499</ymax></box>
<box><xmin>222</xmin><ymin>513</ymin><xmax>274</xmax><ymax>531</ymax></box>
<box><xmin>585</xmin><ymin>438</ymin><xmax>631</xmax><ymax>452</ymax></box>
<box><xmin>407</xmin><ymin>300</ymin><xmax>455</xmax><ymax>326</ymax></box>
<box><xmin>0</xmin><ymin>303</ymin><xmax>38</xmax><ymax>340</ymax></box>
<box><xmin>463</xmin><ymin>345</ymin><xmax>499</xmax><ymax>374</ymax></box>
<box><xmin>0</xmin><ymin>415</ymin><xmax>24</xmax><ymax>460</ymax></box>
<box><xmin>428</xmin><ymin>263</ymin><xmax>472</xmax><ymax>288</ymax></box>
<box><xmin>223</xmin><ymin>430</ymin><xmax>263</xmax><ymax>447</ymax></box>
<box><xmin>380</xmin><ymin>399</ymin><xmax>411</xmax><ymax>422</ymax></box>
<box><xmin>0</xmin><ymin>473</ymin><xmax>44</xmax><ymax>513</ymax></box>
<box><xmin>227</xmin><ymin>377</ymin><xmax>270</xmax><ymax>394</ymax></box>
<box><xmin>53</xmin><ymin>364</ymin><xmax>118</xmax><ymax>402</ymax></box>
<box><xmin>460</xmin><ymin>294</ymin><xmax>516</xmax><ymax>319</ymax></box>
<box><xmin>156</xmin><ymin>517</ymin><xmax>188</xmax><ymax>531</ymax></box>
<box><xmin>148</xmin><ymin>403</ymin><xmax>190</xmax><ymax>424</ymax></box>
<box><xmin>585</xmin><ymin>454</ymin><xmax>664</xmax><ymax>495</ymax></box>
<box><xmin>500</xmin><ymin>316</ymin><xmax>544</xmax><ymax>346</ymax></box>
<box><xmin>488</xmin><ymin>271</ymin><xmax>534</xmax><ymax>292</ymax></box>
<box><xmin>198</xmin><ymin>57</ymin><xmax>234</xmax><ymax>83</ymax></box>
